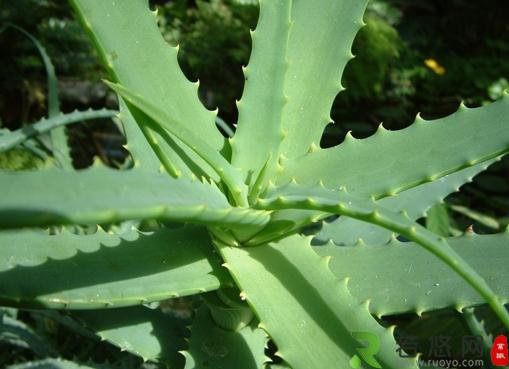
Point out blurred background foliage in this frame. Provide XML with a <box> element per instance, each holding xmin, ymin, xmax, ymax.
<box><xmin>0</xmin><ymin>0</ymin><xmax>508</xmax><ymax>367</ymax></box>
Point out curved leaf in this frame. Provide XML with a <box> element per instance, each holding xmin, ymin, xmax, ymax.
<box><xmin>314</xmin><ymin>161</ymin><xmax>496</xmax><ymax>245</ymax></box>
<box><xmin>0</xmin><ymin>109</ymin><xmax>118</xmax><ymax>153</ymax></box>
<box><xmin>117</xmin><ymin>99</ymin><xmax>161</xmax><ymax>172</ymax></box>
<box><xmin>217</xmin><ymin>234</ymin><xmax>419</xmax><ymax>369</ymax></box>
<box><xmin>278</xmin><ymin>96</ymin><xmax>509</xmax><ymax>200</ymax></box>
<box><xmin>69</xmin><ymin>0</ymin><xmax>224</xmax><ymax>179</ymax></box>
<box><xmin>313</xmin><ymin>233</ymin><xmax>509</xmax><ymax>317</ymax></box>
<box><xmin>7</xmin><ymin>24</ymin><xmax>71</xmax><ymax>169</ymax></box>
<box><xmin>0</xmin><ymin>166</ymin><xmax>269</xmax><ymax>229</ymax></box>
<box><xmin>107</xmin><ymin>82</ymin><xmax>249</xmax><ymax>206</ymax></box>
<box><xmin>0</xmin><ymin>226</ymin><xmax>230</xmax><ymax>309</ymax></box>
<box><xmin>256</xmin><ymin>182</ymin><xmax>509</xmax><ymax>328</ymax></box>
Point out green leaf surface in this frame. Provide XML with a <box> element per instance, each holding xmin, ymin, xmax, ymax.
<box><xmin>315</xmin><ymin>162</ymin><xmax>494</xmax><ymax>245</ymax></box>
<box><xmin>0</xmin><ymin>109</ymin><xmax>118</xmax><ymax>153</ymax></box>
<box><xmin>183</xmin><ymin>305</ymin><xmax>267</xmax><ymax>369</ymax></box>
<box><xmin>0</xmin><ymin>166</ymin><xmax>268</xmax><ymax>229</ymax></box>
<box><xmin>277</xmin><ymin>96</ymin><xmax>509</xmax><ymax>200</ymax></box>
<box><xmin>69</xmin><ymin>0</ymin><xmax>224</xmax><ymax>179</ymax></box>
<box><xmin>217</xmin><ymin>235</ymin><xmax>419</xmax><ymax>369</ymax></box>
<box><xmin>117</xmin><ymin>99</ymin><xmax>160</xmax><ymax>172</ymax></box>
<box><xmin>72</xmin><ymin>306</ymin><xmax>186</xmax><ymax>366</ymax></box>
<box><xmin>0</xmin><ymin>226</ymin><xmax>230</xmax><ymax>309</ymax></box>
<box><xmin>280</xmin><ymin>0</ymin><xmax>369</xmax><ymax>159</ymax></box>
<box><xmin>107</xmin><ymin>82</ymin><xmax>249</xmax><ymax>206</ymax></box>
<box><xmin>462</xmin><ymin>307</ymin><xmax>493</xmax><ymax>355</ymax></box>
<box><xmin>256</xmin><ymin>182</ymin><xmax>509</xmax><ymax>328</ymax></box>
<box><xmin>313</xmin><ymin>233</ymin><xmax>509</xmax><ymax>317</ymax></box>
<box><xmin>231</xmin><ymin>0</ymin><xmax>291</xmax><ymax>185</ymax></box>
<box><xmin>426</xmin><ymin>203</ymin><xmax>451</xmax><ymax>236</ymax></box>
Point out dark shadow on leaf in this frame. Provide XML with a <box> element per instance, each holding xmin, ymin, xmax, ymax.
<box><xmin>0</xmin><ymin>226</ymin><xmax>226</xmax><ymax>308</ymax></box>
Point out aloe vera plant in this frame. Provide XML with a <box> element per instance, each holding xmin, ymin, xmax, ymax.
<box><xmin>1</xmin><ymin>1</ymin><xmax>508</xmax><ymax>368</ymax></box>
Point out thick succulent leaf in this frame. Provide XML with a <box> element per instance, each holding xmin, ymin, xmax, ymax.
<box><xmin>0</xmin><ymin>226</ymin><xmax>231</xmax><ymax>309</ymax></box>
<box><xmin>462</xmin><ymin>308</ymin><xmax>493</xmax><ymax>354</ymax></box>
<box><xmin>278</xmin><ymin>96</ymin><xmax>509</xmax><ymax>199</ymax></box>
<box><xmin>107</xmin><ymin>82</ymin><xmax>249</xmax><ymax>206</ymax></box>
<box><xmin>128</xmin><ymin>105</ymin><xmax>199</xmax><ymax>178</ymax></box>
<box><xmin>217</xmin><ymin>235</ymin><xmax>419</xmax><ymax>369</ymax></box>
<box><xmin>280</xmin><ymin>0</ymin><xmax>369</xmax><ymax>159</ymax></box>
<box><xmin>0</xmin><ymin>166</ymin><xmax>268</xmax><ymax>229</ymax></box>
<box><xmin>117</xmin><ymin>99</ymin><xmax>160</xmax><ymax>172</ymax></box>
<box><xmin>69</xmin><ymin>0</ymin><xmax>224</xmax><ymax>178</ymax></box>
<box><xmin>314</xmin><ymin>161</ymin><xmax>495</xmax><ymax>245</ymax></box>
<box><xmin>231</xmin><ymin>0</ymin><xmax>290</xmax><ymax>186</ymax></box>
<box><xmin>0</xmin><ymin>109</ymin><xmax>118</xmax><ymax>153</ymax></box>
<box><xmin>426</xmin><ymin>203</ymin><xmax>451</xmax><ymax>236</ymax></box>
<box><xmin>245</xmin><ymin>208</ymin><xmax>323</xmax><ymax>246</ymax></box>
<box><xmin>255</xmin><ymin>182</ymin><xmax>509</xmax><ymax>328</ymax></box>
<box><xmin>182</xmin><ymin>305</ymin><xmax>267</xmax><ymax>369</ymax></box>
<box><xmin>72</xmin><ymin>306</ymin><xmax>186</xmax><ymax>366</ymax></box>
<box><xmin>313</xmin><ymin>233</ymin><xmax>509</xmax><ymax>317</ymax></box>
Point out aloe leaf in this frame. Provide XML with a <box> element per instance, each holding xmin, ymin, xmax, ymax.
<box><xmin>279</xmin><ymin>0</ymin><xmax>369</xmax><ymax>159</ymax></box>
<box><xmin>216</xmin><ymin>235</ymin><xmax>419</xmax><ymax>369</ymax></box>
<box><xmin>69</xmin><ymin>0</ymin><xmax>224</xmax><ymax>178</ymax></box>
<box><xmin>0</xmin><ymin>226</ymin><xmax>230</xmax><ymax>309</ymax></box>
<box><xmin>128</xmin><ymin>105</ymin><xmax>198</xmax><ymax>178</ymax></box>
<box><xmin>255</xmin><ymin>182</ymin><xmax>509</xmax><ymax>328</ymax></box>
<box><xmin>462</xmin><ymin>308</ymin><xmax>493</xmax><ymax>355</ymax></box>
<box><xmin>72</xmin><ymin>306</ymin><xmax>186</xmax><ymax>366</ymax></box>
<box><xmin>315</xmin><ymin>161</ymin><xmax>494</xmax><ymax>245</ymax></box>
<box><xmin>426</xmin><ymin>203</ymin><xmax>451</xmax><ymax>236</ymax></box>
<box><xmin>231</xmin><ymin>0</ymin><xmax>291</xmax><ymax>185</ymax></box>
<box><xmin>182</xmin><ymin>305</ymin><xmax>267</xmax><ymax>369</ymax></box>
<box><xmin>0</xmin><ymin>166</ymin><xmax>268</xmax><ymax>229</ymax></box>
<box><xmin>7</xmin><ymin>24</ymin><xmax>71</xmax><ymax>169</ymax></box>
<box><xmin>107</xmin><ymin>82</ymin><xmax>249</xmax><ymax>206</ymax></box>
<box><xmin>0</xmin><ymin>109</ymin><xmax>118</xmax><ymax>153</ymax></box>
<box><xmin>6</xmin><ymin>25</ymin><xmax>58</xmax><ymax>117</ymax></box>
<box><xmin>449</xmin><ymin>204</ymin><xmax>500</xmax><ymax>230</ymax></box>
<box><xmin>243</xmin><ymin>208</ymin><xmax>324</xmax><ymax>246</ymax></box>
<box><xmin>313</xmin><ymin>233</ymin><xmax>509</xmax><ymax>317</ymax></box>
<box><xmin>117</xmin><ymin>99</ymin><xmax>160</xmax><ymax>172</ymax></box>
<box><xmin>278</xmin><ymin>96</ymin><xmax>509</xmax><ymax>199</ymax></box>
